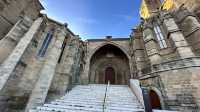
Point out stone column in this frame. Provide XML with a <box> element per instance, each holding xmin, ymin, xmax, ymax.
<box><xmin>25</xmin><ymin>28</ymin><xmax>66</xmax><ymax>111</ymax></box>
<box><xmin>0</xmin><ymin>17</ymin><xmax>43</xmax><ymax>91</ymax></box>
<box><xmin>132</xmin><ymin>28</ymin><xmax>147</xmax><ymax>77</ymax></box>
<box><xmin>143</xmin><ymin>25</ymin><xmax>162</xmax><ymax>65</ymax></box>
<box><xmin>163</xmin><ymin>13</ymin><xmax>195</xmax><ymax>58</ymax></box>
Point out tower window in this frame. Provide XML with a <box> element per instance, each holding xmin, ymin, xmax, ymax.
<box><xmin>153</xmin><ymin>25</ymin><xmax>167</xmax><ymax>49</ymax></box>
<box><xmin>38</xmin><ymin>29</ymin><xmax>54</xmax><ymax>57</ymax></box>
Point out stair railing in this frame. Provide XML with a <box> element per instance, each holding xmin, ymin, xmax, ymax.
<box><xmin>103</xmin><ymin>81</ymin><xmax>110</xmax><ymax>112</ymax></box>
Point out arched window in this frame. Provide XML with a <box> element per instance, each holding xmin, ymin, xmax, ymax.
<box><xmin>38</xmin><ymin>29</ymin><xmax>54</xmax><ymax>57</ymax></box>
<box><xmin>153</xmin><ymin>25</ymin><xmax>167</xmax><ymax>49</ymax></box>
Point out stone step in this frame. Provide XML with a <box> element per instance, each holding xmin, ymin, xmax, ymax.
<box><xmin>52</xmin><ymin>100</ymin><xmax>142</xmax><ymax>108</ymax></box>
<box><xmin>37</xmin><ymin>105</ymin><xmax>144</xmax><ymax>112</ymax></box>
<box><xmin>56</xmin><ymin>99</ymin><xmax>139</xmax><ymax>105</ymax></box>
<box><xmin>31</xmin><ymin>84</ymin><xmax>144</xmax><ymax>112</ymax></box>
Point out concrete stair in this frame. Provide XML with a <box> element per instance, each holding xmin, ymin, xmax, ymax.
<box><xmin>30</xmin><ymin>84</ymin><xmax>144</xmax><ymax>112</ymax></box>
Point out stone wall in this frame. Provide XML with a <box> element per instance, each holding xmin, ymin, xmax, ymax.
<box><xmin>174</xmin><ymin>8</ymin><xmax>200</xmax><ymax>56</ymax></box>
<box><xmin>0</xmin><ymin>16</ymin><xmax>33</xmax><ymax>64</ymax></box>
<box><xmin>140</xmin><ymin>57</ymin><xmax>200</xmax><ymax>111</ymax></box>
<box><xmin>46</xmin><ymin>36</ymin><xmax>85</xmax><ymax>102</ymax></box>
<box><xmin>0</xmin><ymin>17</ymin><xmax>45</xmax><ymax>112</ymax></box>
<box><xmin>136</xmin><ymin>7</ymin><xmax>200</xmax><ymax>111</ymax></box>
<box><xmin>0</xmin><ymin>0</ymin><xmax>43</xmax><ymax>39</ymax></box>
<box><xmin>0</xmin><ymin>17</ymin><xmax>78</xmax><ymax>112</ymax></box>
<box><xmin>173</xmin><ymin>0</ymin><xmax>200</xmax><ymax>13</ymax></box>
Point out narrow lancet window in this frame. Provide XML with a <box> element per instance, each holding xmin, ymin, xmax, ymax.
<box><xmin>38</xmin><ymin>29</ymin><xmax>54</xmax><ymax>57</ymax></box>
<box><xmin>154</xmin><ymin>25</ymin><xmax>167</xmax><ymax>49</ymax></box>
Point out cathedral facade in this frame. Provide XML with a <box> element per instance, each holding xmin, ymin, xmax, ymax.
<box><xmin>0</xmin><ymin>0</ymin><xmax>200</xmax><ymax>112</ymax></box>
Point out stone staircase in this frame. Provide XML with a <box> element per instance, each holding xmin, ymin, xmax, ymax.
<box><xmin>30</xmin><ymin>84</ymin><xmax>144</xmax><ymax>112</ymax></box>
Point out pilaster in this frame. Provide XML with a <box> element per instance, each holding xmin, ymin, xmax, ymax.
<box><xmin>143</xmin><ymin>23</ymin><xmax>162</xmax><ymax>65</ymax></box>
<box><xmin>25</xmin><ymin>27</ymin><xmax>66</xmax><ymax>111</ymax></box>
<box><xmin>0</xmin><ymin>17</ymin><xmax>43</xmax><ymax>92</ymax></box>
<box><xmin>132</xmin><ymin>27</ymin><xmax>147</xmax><ymax>77</ymax></box>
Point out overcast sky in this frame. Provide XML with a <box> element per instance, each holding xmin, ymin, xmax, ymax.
<box><xmin>40</xmin><ymin>0</ymin><xmax>141</xmax><ymax>40</ymax></box>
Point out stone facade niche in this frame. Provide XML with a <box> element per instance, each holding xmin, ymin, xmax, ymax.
<box><xmin>89</xmin><ymin>44</ymin><xmax>131</xmax><ymax>85</ymax></box>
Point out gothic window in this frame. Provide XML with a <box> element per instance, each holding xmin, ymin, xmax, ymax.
<box><xmin>153</xmin><ymin>25</ymin><xmax>167</xmax><ymax>49</ymax></box>
<box><xmin>38</xmin><ymin>29</ymin><xmax>54</xmax><ymax>57</ymax></box>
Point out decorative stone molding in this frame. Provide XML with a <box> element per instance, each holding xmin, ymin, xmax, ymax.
<box><xmin>140</xmin><ymin>57</ymin><xmax>200</xmax><ymax>79</ymax></box>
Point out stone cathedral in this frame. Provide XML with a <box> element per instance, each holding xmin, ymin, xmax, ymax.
<box><xmin>0</xmin><ymin>0</ymin><xmax>200</xmax><ymax>112</ymax></box>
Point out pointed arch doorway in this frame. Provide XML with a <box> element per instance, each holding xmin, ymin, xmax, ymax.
<box><xmin>105</xmin><ymin>67</ymin><xmax>115</xmax><ymax>84</ymax></box>
<box><xmin>149</xmin><ymin>90</ymin><xmax>162</xmax><ymax>109</ymax></box>
<box><xmin>89</xmin><ymin>44</ymin><xmax>131</xmax><ymax>85</ymax></box>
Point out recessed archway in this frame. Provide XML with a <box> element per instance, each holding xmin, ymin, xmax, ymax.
<box><xmin>89</xmin><ymin>44</ymin><xmax>130</xmax><ymax>85</ymax></box>
<box><xmin>149</xmin><ymin>90</ymin><xmax>162</xmax><ymax>109</ymax></box>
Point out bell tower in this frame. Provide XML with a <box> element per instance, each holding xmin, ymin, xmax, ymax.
<box><xmin>140</xmin><ymin>0</ymin><xmax>175</xmax><ymax>19</ymax></box>
<box><xmin>140</xmin><ymin>0</ymin><xmax>162</xmax><ymax>19</ymax></box>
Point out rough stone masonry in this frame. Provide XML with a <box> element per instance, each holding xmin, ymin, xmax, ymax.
<box><xmin>0</xmin><ymin>0</ymin><xmax>200</xmax><ymax>112</ymax></box>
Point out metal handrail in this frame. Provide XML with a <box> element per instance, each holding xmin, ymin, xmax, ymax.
<box><xmin>103</xmin><ymin>81</ymin><xmax>110</xmax><ymax>112</ymax></box>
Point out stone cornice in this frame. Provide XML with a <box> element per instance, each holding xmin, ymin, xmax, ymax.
<box><xmin>87</xmin><ymin>38</ymin><xmax>130</xmax><ymax>42</ymax></box>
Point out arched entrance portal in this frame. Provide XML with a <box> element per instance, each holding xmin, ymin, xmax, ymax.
<box><xmin>149</xmin><ymin>90</ymin><xmax>162</xmax><ymax>109</ymax></box>
<box><xmin>105</xmin><ymin>67</ymin><xmax>115</xmax><ymax>84</ymax></box>
<box><xmin>89</xmin><ymin>44</ymin><xmax>130</xmax><ymax>85</ymax></box>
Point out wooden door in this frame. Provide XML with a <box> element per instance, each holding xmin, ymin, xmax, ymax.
<box><xmin>105</xmin><ymin>67</ymin><xmax>115</xmax><ymax>84</ymax></box>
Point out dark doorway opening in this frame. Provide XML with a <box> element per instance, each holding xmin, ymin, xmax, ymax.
<box><xmin>105</xmin><ymin>67</ymin><xmax>115</xmax><ymax>84</ymax></box>
<box><xmin>149</xmin><ymin>90</ymin><xmax>162</xmax><ymax>109</ymax></box>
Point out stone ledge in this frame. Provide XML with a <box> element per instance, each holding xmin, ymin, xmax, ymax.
<box><xmin>140</xmin><ymin>57</ymin><xmax>200</xmax><ymax>79</ymax></box>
